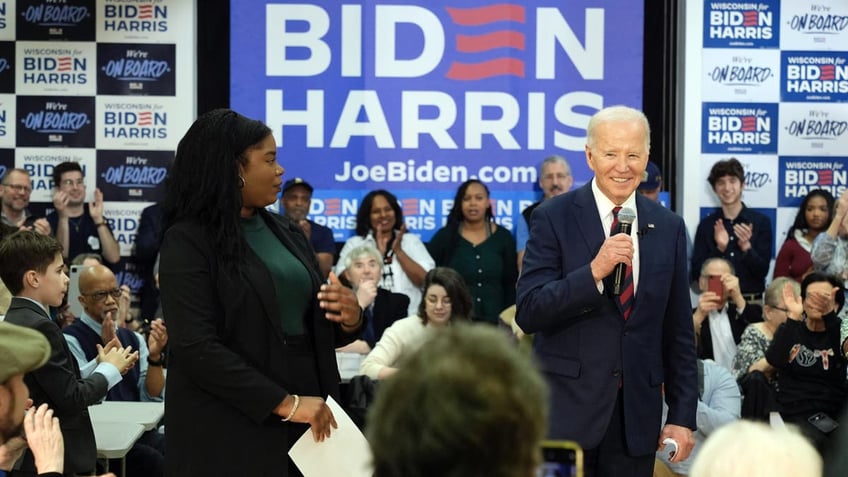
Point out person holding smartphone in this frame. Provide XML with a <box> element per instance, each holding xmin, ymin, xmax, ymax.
<box><xmin>693</xmin><ymin>258</ymin><xmax>761</xmax><ymax>372</ymax></box>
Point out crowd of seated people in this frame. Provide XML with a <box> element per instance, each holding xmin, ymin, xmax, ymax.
<box><xmin>6</xmin><ymin>152</ymin><xmax>848</xmax><ymax>475</ymax></box>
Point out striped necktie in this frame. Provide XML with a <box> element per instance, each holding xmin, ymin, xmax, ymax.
<box><xmin>611</xmin><ymin>207</ymin><xmax>634</xmax><ymax>320</ymax></box>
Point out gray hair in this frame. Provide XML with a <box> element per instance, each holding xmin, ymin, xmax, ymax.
<box><xmin>344</xmin><ymin>244</ymin><xmax>383</xmax><ymax>269</ymax></box>
<box><xmin>764</xmin><ymin>277</ymin><xmax>799</xmax><ymax>308</ymax></box>
<box><xmin>1</xmin><ymin>168</ymin><xmax>31</xmax><ymax>184</ymax></box>
<box><xmin>586</xmin><ymin>105</ymin><xmax>651</xmax><ymax>152</ymax></box>
<box><xmin>690</xmin><ymin>420</ymin><xmax>821</xmax><ymax>477</ymax></box>
<box><xmin>539</xmin><ymin>155</ymin><xmax>571</xmax><ymax>176</ymax></box>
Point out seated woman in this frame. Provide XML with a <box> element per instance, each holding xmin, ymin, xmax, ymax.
<box><xmin>335</xmin><ymin>190</ymin><xmax>434</xmax><ymax>315</ymax></box>
<box><xmin>774</xmin><ymin>189</ymin><xmax>834</xmax><ymax>282</ymax></box>
<box><xmin>732</xmin><ymin>277</ymin><xmax>799</xmax><ymax>420</ymax></box>
<box><xmin>336</xmin><ymin>244</ymin><xmax>410</xmax><ymax>354</ymax></box>
<box><xmin>359</xmin><ymin>267</ymin><xmax>472</xmax><ymax>380</ymax></box>
<box><xmin>766</xmin><ymin>272</ymin><xmax>848</xmax><ymax>453</ymax></box>
<box><xmin>427</xmin><ymin>179</ymin><xmax>517</xmax><ymax>324</ymax></box>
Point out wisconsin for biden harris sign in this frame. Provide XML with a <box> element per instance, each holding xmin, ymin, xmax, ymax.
<box><xmin>231</xmin><ymin>0</ymin><xmax>644</xmax><ymax>241</ymax></box>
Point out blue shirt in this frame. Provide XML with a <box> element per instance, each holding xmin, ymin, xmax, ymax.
<box><xmin>64</xmin><ymin>313</ymin><xmax>162</xmax><ymax>401</ymax></box>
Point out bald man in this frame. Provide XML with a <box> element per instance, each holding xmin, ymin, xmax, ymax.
<box><xmin>63</xmin><ymin>264</ymin><xmax>167</xmax><ymax>477</ymax></box>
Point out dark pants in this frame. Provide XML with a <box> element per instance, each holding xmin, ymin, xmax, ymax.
<box><xmin>105</xmin><ymin>429</ymin><xmax>165</xmax><ymax>477</ymax></box>
<box><xmin>582</xmin><ymin>391</ymin><xmax>655</xmax><ymax>477</ymax></box>
<box><xmin>738</xmin><ymin>370</ymin><xmax>777</xmax><ymax>421</ymax></box>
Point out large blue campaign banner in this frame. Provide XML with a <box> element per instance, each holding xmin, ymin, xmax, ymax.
<box><xmin>231</xmin><ymin>0</ymin><xmax>644</xmax><ymax>241</ymax></box>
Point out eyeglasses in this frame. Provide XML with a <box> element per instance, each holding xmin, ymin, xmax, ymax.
<box><xmin>60</xmin><ymin>179</ymin><xmax>85</xmax><ymax>188</ymax></box>
<box><xmin>2</xmin><ymin>184</ymin><xmax>32</xmax><ymax>193</ymax></box>
<box><xmin>81</xmin><ymin>288</ymin><xmax>122</xmax><ymax>302</ymax></box>
<box><xmin>770</xmin><ymin>306</ymin><xmax>790</xmax><ymax>313</ymax></box>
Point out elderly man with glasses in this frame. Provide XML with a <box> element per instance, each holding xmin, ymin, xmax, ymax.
<box><xmin>45</xmin><ymin>162</ymin><xmax>120</xmax><ymax>264</ymax></box>
<box><xmin>63</xmin><ymin>263</ymin><xmax>168</xmax><ymax>477</ymax></box>
<box><xmin>0</xmin><ymin>168</ymin><xmax>51</xmax><ymax>235</ymax></box>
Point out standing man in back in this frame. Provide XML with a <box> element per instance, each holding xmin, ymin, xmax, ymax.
<box><xmin>280</xmin><ymin>178</ymin><xmax>335</xmax><ymax>278</ymax></box>
<box><xmin>517</xmin><ymin>106</ymin><xmax>697</xmax><ymax>477</ymax></box>
<box><xmin>46</xmin><ymin>162</ymin><xmax>120</xmax><ymax>265</ymax></box>
<box><xmin>516</xmin><ymin>156</ymin><xmax>573</xmax><ymax>271</ymax></box>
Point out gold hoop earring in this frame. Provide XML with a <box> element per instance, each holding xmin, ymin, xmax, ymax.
<box><xmin>237</xmin><ymin>175</ymin><xmax>245</xmax><ymax>188</ymax></box>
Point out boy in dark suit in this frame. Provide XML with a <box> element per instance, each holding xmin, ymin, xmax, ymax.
<box><xmin>0</xmin><ymin>231</ymin><xmax>137</xmax><ymax>477</ymax></box>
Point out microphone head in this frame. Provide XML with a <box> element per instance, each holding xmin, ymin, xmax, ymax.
<box><xmin>617</xmin><ymin>207</ymin><xmax>636</xmax><ymax>225</ymax></box>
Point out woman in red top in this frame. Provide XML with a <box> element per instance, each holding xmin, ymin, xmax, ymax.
<box><xmin>774</xmin><ymin>190</ymin><xmax>834</xmax><ymax>283</ymax></box>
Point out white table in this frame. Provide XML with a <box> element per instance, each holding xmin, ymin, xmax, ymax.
<box><xmin>89</xmin><ymin>401</ymin><xmax>165</xmax><ymax>475</ymax></box>
<box><xmin>336</xmin><ymin>352</ymin><xmax>364</xmax><ymax>382</ymax></box>
<box><xmin>89</xmin><ymin>401</ymin><xmax>164</xmax><ymax>431</ymax></box>
<box><xmin>91</xmin><ymin>420</ymin><xmax>145</xmax><ymax>476</ymax></box>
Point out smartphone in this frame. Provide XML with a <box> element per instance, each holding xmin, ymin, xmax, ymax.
<box><xmin>707</xmin><ymin>275</ymin><xmax>725</xmax><ymax>307</ymax></box>
<box><xmin>808</xmin><ymin>412</ymin><xmax>839</xmax><ymax>434</ymax></box>
<box><xmin>537</xmin><ymin>440</ymin><xmax>583</xmax><ymax>477</ymax></box>
<box><xmin>68</xmin><ymin>265</ymin><xmax>84</xmax><ymax>319</ymax></box>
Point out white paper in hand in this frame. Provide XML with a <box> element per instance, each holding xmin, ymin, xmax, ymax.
<box><xmin>288</xmin><ymin>396</ymin><xmax>373</xmax><ymax>477</ymax></box>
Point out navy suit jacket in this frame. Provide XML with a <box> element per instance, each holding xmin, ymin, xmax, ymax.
<box><xmin>516</xmin><ymin>183</ymin><xmax>697</xmax><ymax>455</ymax></box>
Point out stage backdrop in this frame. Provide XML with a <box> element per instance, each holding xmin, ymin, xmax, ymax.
<box><xmin>680</xmin><ymin>0</ymin><xmax>848</xmax><ymax>273</ymax></box>
<box><xmin>0</xmin><ymin>0</ymin><xmax>196</xmax><ymax>312</ymax></box>
<box><xmin>231</xmin><ymin>0</ymin><xmax>645</xmax><ymax>241</ymax></box>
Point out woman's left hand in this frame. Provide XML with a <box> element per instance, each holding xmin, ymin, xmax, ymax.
<box><xmin>318</xmin><ymin>272</ymin><xmax>363</xmax><ymax>328</ymax></box>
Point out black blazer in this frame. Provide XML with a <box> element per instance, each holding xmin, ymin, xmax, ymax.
<box><xmin>365</xmin><ymin>288</ymin><xmax>410</xmax><ymax>348</ymax></box>
<box><xmin>696</xmin><ymin>302</ymin><xmax>761</xmax><ymax>361</ymax></box>
<box><xmin>159</xmin><ymin>210</ymin><xmax>357</xmax><ymax>476</ymax></box>
<box><xmin>5</xmin><ymin>297</ymin><xmax>108</xmax><ymax>476</ymax></box>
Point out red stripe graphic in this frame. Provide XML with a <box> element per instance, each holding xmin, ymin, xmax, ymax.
<box><xmin>138</xmin><ymin>5</ymin><xmax>153</xmax><ymax>19</ymax></box>
<box><xmin>402</xmin><ymin>199</ymin><xmax>419</xmax><ymax>216</ymax></box>
<box><xmin>818</xmin><ymin>170</ymin><xmax>834</xmax><ymax>185</ymax></box>
<box><xmin>57</xmin><ymin>57</ymin><xmax>71</xmax><ymax>71</ymax></box>
<box><xmin>456</xmin><ymin>30</ymin><xmax>525</xmax><ymax>53</ymax></box>
<box><xmin>446</xmin><ymin>58</ymin><xmax>524</xmax><ymax>80</ymax></box>
<box><xmin>324</xmin><ymin>199</ymin><xmax>341</xmax><ymax>215</ymax></box>
<box><xmin>137</xmin><ymin>112</ymin><xmax>152</xmax><ymax>126</ymax></box>
<box><xmin>740</xmin><ymin>116</ymin><xmax>756</xmax><ymax>132</ymax></box>
<box><xmin>446</xmin><ymin>4</ymin><xmax>525</xmax><ymax>26</ymax></box>
<box><xmin>820</xmin><ymin>65</ymin><xmax>835</xmax><ymax>81</ymax></box>
<box><xmin>742</xmin><ymin>11</ymin><xmax>758</xmax><ymax>26</ymax></box>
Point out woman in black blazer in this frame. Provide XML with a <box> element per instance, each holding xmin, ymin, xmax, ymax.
<box><xmin>159</xmin><ymin>109</ymin><xmax>363</xmax><ymax>476</ymax></box>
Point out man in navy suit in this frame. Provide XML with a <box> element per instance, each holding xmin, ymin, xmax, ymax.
<box><xmin>516</xmin><ymin>106</ymin><xmax>697</xmax><ymax>477</ymax></box>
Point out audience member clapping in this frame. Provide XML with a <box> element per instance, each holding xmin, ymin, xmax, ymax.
<box><xmin>335</xmin><ymin>190</ymin><xmax>434</xmax><ymax>315</ymax></box>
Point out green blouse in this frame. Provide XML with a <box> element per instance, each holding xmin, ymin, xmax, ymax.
<box><xmin>241</xmin><ymin>214</ymin><xmax>311</xmax><ymax>335</ymax></box>
<box><xmin>427</xmin><ymin>223</ymin><xmax>517</xmax><ymax>324</ymax></box>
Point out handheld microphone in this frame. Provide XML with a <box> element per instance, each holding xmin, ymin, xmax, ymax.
<box><xmin>612</xmin><ymin>207</ymin><xmax>636</xmax><ymax>295</ymax></box>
